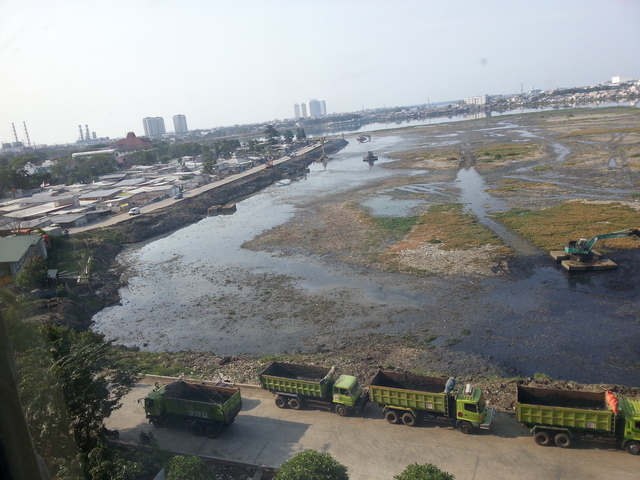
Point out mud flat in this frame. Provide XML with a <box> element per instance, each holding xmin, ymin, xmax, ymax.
<box><xmin>90</xmin><ymin>107</ymin><xmax>640</xmax><ymax>394</ymax></box>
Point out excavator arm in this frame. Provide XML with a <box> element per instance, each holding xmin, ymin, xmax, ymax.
<box><xmin>565</xmin><ymin>228</ymin><xmax>640</xmax><ymax>255</ymax></box>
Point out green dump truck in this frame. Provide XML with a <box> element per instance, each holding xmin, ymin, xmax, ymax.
<box><xmin>259</xmin><ymin>362</ymin><xmax>368</xmax><ymax>416</ymax></box>
<box><xmin>143</xmin><ymin>380</ymin><xmax>242</xmax><ymax>438</ymax></box>
<box><xmin>369</xmin><ymin>371</ymin><xmax>494</xmax><ymax>434</ymax></box>
<box><xmin>517</xmin><ymin>385</ymin><xmax>640</xmax><ymax>454</ymax></box>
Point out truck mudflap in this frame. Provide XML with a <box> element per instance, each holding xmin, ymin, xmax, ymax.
<box><xmin>480</xmin><ymin>407</ymin><xmax>496</xmax><ymax>430</ymax></box>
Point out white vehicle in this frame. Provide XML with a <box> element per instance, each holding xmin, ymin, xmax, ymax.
<box><xmin>128</xmin><ymin>207</ymin><xmax>140</xmax><ymax>215</ymax></box>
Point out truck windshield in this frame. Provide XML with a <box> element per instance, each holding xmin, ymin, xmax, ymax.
<box><xmin>351</xmin><ymin>381</ymin><xmax>362</xmax><ymax>397</ymax></box>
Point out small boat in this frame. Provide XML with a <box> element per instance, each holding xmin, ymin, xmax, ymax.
<box><xmin>357</xmin><ymin>134</ymin><xmax>371</xmax><ymax>143</ymax></box>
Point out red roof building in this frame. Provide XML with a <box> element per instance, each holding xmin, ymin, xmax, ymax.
<box><xmin>111</xmin><ymin>132</ymin><xmax>152</xmax><ymax>154</ymax></box>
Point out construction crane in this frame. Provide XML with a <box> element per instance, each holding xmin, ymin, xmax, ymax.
<box><xmin>564</xmin><ymin>228</ymin><xmax>640</xmax><ymax>261</ymax></box>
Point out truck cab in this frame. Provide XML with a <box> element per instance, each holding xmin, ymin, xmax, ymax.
<box><xmin>331</xmin><ymin>374</ymin><xmax>368</xmax><ymax>414</ymax></box>
<box><xmin>620</xmin><ymin>397</ymin><xmax>640</xmax><ymax>454</ymax></box>
<box><xmin>455</xmin><ymin>384</ymin><xmax>495</xmax><ymax>432</ymax></box>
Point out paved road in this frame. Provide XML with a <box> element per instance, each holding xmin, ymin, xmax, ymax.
<box><xmin>70</xmin><ymin>142</ymin><xmax>322</xmax><ymax>234</ymax></box>
<box><xmin>107</xmin><ymin>378</ymin><xmax>638</xmax><ymax>480</ymax></box>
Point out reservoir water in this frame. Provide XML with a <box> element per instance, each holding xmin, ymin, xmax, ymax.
<box><xmin>92</xmin><ymin>115</ymin><xmax>640</xmax><ymax>387</ymax></box>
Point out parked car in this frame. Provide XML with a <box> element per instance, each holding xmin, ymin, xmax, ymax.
<box><xmin>128</xmin><ymin>207</ymin><xmax>141</xmax><ymax>215</ymax></box>
<box><xmin>173</xmin><ymin>192</ymin><xmax>183</xmax><ymax>199</ymax></box>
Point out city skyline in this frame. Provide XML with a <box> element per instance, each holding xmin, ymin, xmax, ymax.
<box><xmin>1</xmin><ymin>0</ymin><xmax>639</xmax><ymax>146</ymax></box>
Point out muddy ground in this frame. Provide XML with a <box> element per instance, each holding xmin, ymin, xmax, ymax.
<box><xmin>37</xmin><ymin>108</ymin><xmax>640</xmax><ymax>412</ymax></box>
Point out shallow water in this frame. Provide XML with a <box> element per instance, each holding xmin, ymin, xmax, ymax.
<box><xmin>92</xmin><ymin>125</ymin><xmax>640</xmax><ymax>387</ymax></box>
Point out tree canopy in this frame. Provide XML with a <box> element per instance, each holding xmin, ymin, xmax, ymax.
<box><xmin>394</xmin><ymin>463</ymin><xmax>456</xmax><ymax>480</ymax></box>
<box><xmin>275</xmin><ymin>450</ymin><xmax>348</xmax><ymax>480</ymax></box>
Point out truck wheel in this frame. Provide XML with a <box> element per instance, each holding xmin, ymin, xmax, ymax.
<box><xmin>288</xmin><ymin>398</ymin><xmax>302</xmax><ymax>410</ymax></box>
<box><xmin>335</xmin><ymin>405</ymin><xmax>348</xmax><ymax>417</ymax></box>
<box><xmin>626</xmin><ymin>440</ymin><xmax>640</xmax><ymax>455</ymax></box>
<box><xmin>151</xmin><ymin>418</ymin><xmax>164</xmax><ymax>428</ymax></box>
<box><xmin>204</xmin><ymin>423</ymin><xmax>221</xmax><ymax>439</ymax></box>
<box><xmin>402</xmin><ymin>412</ymin><xmax>417</xmax><ymax>427</ymax></box>
<box><xmin>275</xmin><ymin>396</ymin><xmax>288</xmax><ymax>408</ymax></box>
<box><xmin>554</xmin><ymin>433</ymin><xmax>572</xmax><ymax>448</ymax></box>
<box><xmin>534</xmin><ymin>431</ymin><xmax>552</xmax><ymax>446</ymax></box>
<box><xmin>385</xmin><ymin>410</ymin><xmax>400</xmax><ymax>424</ymax></box>
<box><xmin>192</xmin><ymin>422</ymin><xmax>205</xmax><ymax>437</ymax></box>
<box><xmin>458</xmin><ymin>421</ymin><xmax>473</xmax><ymax>435</ymax></box>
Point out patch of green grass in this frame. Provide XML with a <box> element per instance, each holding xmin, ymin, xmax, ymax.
<box><xmin>423</xmin><ymin>334</ymin><xmax>438</xmax><ymax>344</ymax></box>
<box><xmin>369</xmin><ymin>216</ymin><xmax>420</xmax><ymax>237</ymax></box>
<box><xmin>461</xmin><ymin>328</ymin><xmax>471</xmax><ymax>336</ymax></box>
<box><xmin>493</xmin><ymin>202</ymin><xmax>640</xmax><ymax>251</ymax></box>
<box><xmin>532</xmin><ymin>165</ymin><xmax>552</xmax><ymax>172</ymax></box>
<box><xmin>534</xmin><ymin>372</ymin><xmax>551</xmax><ymax>380</ymax></box>
<box><xmin>478</xmin><ymin>142</ymin><xmax>539</xmax><ymax>160</ymax></box>
<box><xmin>445</xmin><ymin>337</ymin><xmax>461</xmax><ymax>346</ymax></box>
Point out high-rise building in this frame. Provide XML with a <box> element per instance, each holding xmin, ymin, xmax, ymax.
<box><xmin>308</xmin><ymin>99</ymin><xmax>323</xmax><ymax>117</ymax></box>
<box><xmin>293</xmin><ymin>104</ymin><xmax>301</xmax><ymax>118</ymax></box>
<box><xmin>173</xmin><ymin>114</ymin><xmax>188</xmax><ymax>134</ymax></box>
<box><xmin>300</xmin><ymin>103</ymin><xmax>308</xmax><ymax>118</ymax></box>
<box><xmin>142</xmin><ymin>117</ymin><xmax>166</xmax><ymax>137</ymax></box>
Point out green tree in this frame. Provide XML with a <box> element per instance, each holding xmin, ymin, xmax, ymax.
<box><xmin>167</xmin><ymin>455</ymin><xmax>216</xmax><ymax>480</ymax></box>
<box><xmin>15</xmin><ymin>254</ymin><xmax>49</xmax><ymax>290</ymax></box>
<box><xmin>283</xmin><ymin>130</ymin><xmax>294</xmax><ymax>143</ymax></box>
<box><xmin>275</xmin><ymin>450</ymin><xmax>348</xmax><ymax>480</ymax></box>
<box><xmin>87</xmin><ymin>441</ymin><xmax>143</xmax><ymax>480</ymax></box>
<box><xmin>295</xmin><ymin>127</ymin><xmax>306</xmax><ymax>141</ymax></box>
<box><xmin>264</xmin><ymin>124</ymin><xmax>281</xmax><ymax>145</ymax></box>
<box><xmin>394</xmin><ymin>463</ymin><xmax>455</xmax><ymax>480</ymax></box>
<box><xmin>20</xmin><ymin>325</ymin><xmax>138</xmax><ymax>454</ymax></box>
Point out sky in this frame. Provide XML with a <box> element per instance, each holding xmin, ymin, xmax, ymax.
<box><xmin>1</xmin><ymin>0</ymin><xmax>639</xmax><ymax>146</ymax></box>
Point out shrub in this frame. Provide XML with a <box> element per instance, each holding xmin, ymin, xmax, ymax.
<box><xmin>275</xmin><ymin>450</ymin><xmax>348</xmax><ymax>480</ymax></box>
<box><xmin>394</xmin><ymin>463</ymin><xmax>455</xmax><ymax>480</ymax></box>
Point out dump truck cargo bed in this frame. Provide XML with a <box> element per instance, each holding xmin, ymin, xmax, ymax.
<box><xmin>517</xmin><ymin>386</ymin><xmax>615</xmax><ymax>433</ymax></box>
<box><xmin>259</xmin><ymin>362</ymin><xmax>334</xmax><ymax>399</ymax></box>
<box><xmin>144</xmin><ymin>380</ymin><xmax>242</xmax><ymax>427</ymax></box>
<box><xmin>369</xmin><ymin>370</ymin><xmax>449</xmax><ymax>414</ymax></box>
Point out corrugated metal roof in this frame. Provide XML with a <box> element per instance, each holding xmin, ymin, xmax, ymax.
<box><xmin>0</xmin><ymin>236</ymin><xmax>42</xmax><ymax>262</ymax></box>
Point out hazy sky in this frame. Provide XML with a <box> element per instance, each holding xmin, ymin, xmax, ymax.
<box><xmin>1</xmin><ymin>0</ymin><xmax>639</xmax><ymax>146</ymax></box>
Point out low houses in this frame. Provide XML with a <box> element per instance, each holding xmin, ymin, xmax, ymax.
<box><xmin>0</xmin><ymin>235</ymin><xmax>48</xmax><ymax>285</ymax></box>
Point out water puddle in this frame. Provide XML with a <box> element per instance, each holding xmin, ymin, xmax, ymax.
<box><xmin>455</xmin><ymin>167</ymin><xmax>539</xmax><ymax>256</ymax></box>
<box><xmin>551</xmin><ymin>142</ymin><xmax>571</xmax><ymax>162</ymax></box>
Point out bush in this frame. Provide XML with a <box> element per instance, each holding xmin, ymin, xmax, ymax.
<box><xmin>15</xmin><ymin>255</ymin><xmax>48</xmax><ymax>290</ymax></box>
<box><xmin>275</xmin><ymin>450</ymin><xmax>348</xmax><ymax>480</ymax></box>
<box><xmin>394</xmin><ymin>463</ymin><xmax>455</xmax><ymax>480</ymax></box>
<box><xmin>166</xmin><ymin>455</ymin><xmax>216</xmax><ymax>480</ymax></box>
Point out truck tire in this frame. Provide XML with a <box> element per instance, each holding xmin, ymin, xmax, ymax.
<box><xmin>534</xmin><ymin>431</ymin><xmax>552</xmax><ymax>446</ymax></box>
<box><xmin>335</xmin><ymin>404</ymin><xmax>348</xmax><ymax>417</ymax></box>
<box><xmin>192</xmin><ymin>422</ymin><xmax>205</xmax><ymax>437</ymax></box>
<box><xmin>151</xmin><ymin>418</ymin><xmax>164</xmax><ymax>428</ymax></box>
<box><xmin>275</xmin><ymin>396</ymin><xmax>288</xmax><ymax>408</ymax></box>
<box><xmin>402</xmin><ymin>412</ymin><xmax>417</xmax><ymax>427</ymax></box>
<box><xmin>288</xmin><ymin>398</ymin><xmax>302</xmax><ymax>410</ymax></box>
<box><xmin>204</xmin><ymin>423</ymin><xmax>221</xmax><ymax>439</ymax></box>
<box><xmin>626</xmin><ymin>440</ymin><xmax>640</xmax><ymax>455</ymax></box>
<box><xmin>457</xmin><ymin>421</ymin><xmax>473</xmax><ymax>435</ymax></box>
<box><xmin>385</xmin><ymin>410</ymin><xmax>400</xmax><ymax>424</ymax></box>
<box><xmin>554</xmin><ymin>433</ymin><xmax>572</xmax><ymax>448</ymax></box>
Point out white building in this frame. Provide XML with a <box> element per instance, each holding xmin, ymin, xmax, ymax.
<box><xmin>142</xmin><ymin>117</ymin><xmax>166</xmax><ymax>137</ymax></box>
<box><xmin>173</xmin><ymin>114</ymin><xmax>188</xmax><ymax>134</ymax></box>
